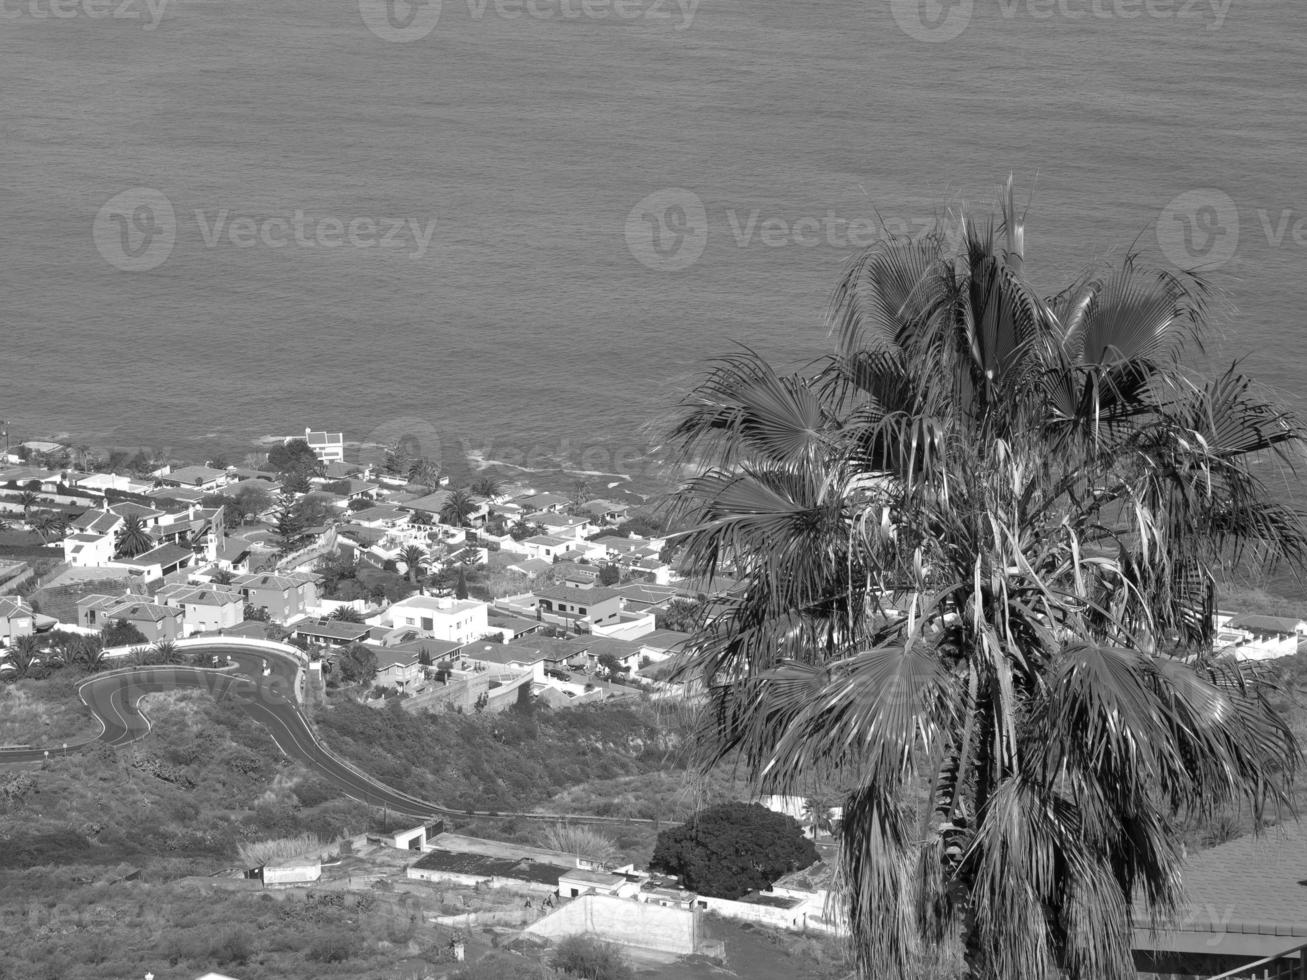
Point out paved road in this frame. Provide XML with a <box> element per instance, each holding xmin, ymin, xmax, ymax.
<box><xmin>0</xmin><ymin>642</ymin><xmax>652</xmax><ymax>826</ymax></box>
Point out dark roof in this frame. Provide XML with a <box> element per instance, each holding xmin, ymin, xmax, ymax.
<box><xmin>295</xmin><ymin>619</ymin><xmax>371</xmax><ymax>641</ymax></box>
<box><xmin>1227</xmin><ymin>614</ymin><xmax>1306</xmax><ymax>635</ymax></box>
<box><xmin>410</xmin><ymin>849</ymin><xmax>570</xmax><ymax>886</ymax></box>
<box><xmin>1133</xmin><ymin>820</ymin><xmax>1307</xmax><ymax>940</ymax></box>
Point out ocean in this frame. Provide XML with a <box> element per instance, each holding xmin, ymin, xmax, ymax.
<box><xmin>3</xmin><ymin>0</ymin><xmax>1306</xmax><ymax>569</ymax></box>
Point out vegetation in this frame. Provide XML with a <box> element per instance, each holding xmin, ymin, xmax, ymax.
<box><xmin>315</xmin><ymin>698</ymin><xmax>683</xmax><ymax>812</ymax></box>
<box><xmin>536</xmin><ymin>824</ymin><xmax>620</xmax><ymax>869</ymax></box>
<box><xmin>266</xmin><ymin>437</ymin><xmax>323</xmax><ymax>483</ymax></box>
<box><xmin>665</xmin><ymin>183</ymin><xmax>1306</xmax><ymax>978</ymax></box>
<box><xmin>336</xmin><ymin>644</ymin><xmax>378</xmax><ymax>684</ymax></box>
<box><xmin>551</xmin><ymin>934</ymin><xmax>633</xmax><ymax>980</ymax></box>
<box><xmin>649</xmin><ymin>802</ymin><xmax>818</xmax><ymax>899</ymax></box>
<box><xmin>114</xmin><ymin>514</ymin><xmax>154</xmax><ymax>558</ymax></box>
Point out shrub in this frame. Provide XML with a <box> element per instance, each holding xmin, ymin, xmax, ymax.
<box><xmin>551</xmin><ymin>934</ymin><xmax>633</xmax><ymax>980</ymax></box>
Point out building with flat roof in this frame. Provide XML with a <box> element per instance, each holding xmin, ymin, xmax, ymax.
<box><xmin>382</xmin><ymin>595</ymin><xmax>489</xmax><ymax>645</ymax></box>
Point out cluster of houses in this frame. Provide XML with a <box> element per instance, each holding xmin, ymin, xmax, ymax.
<box><xmin>0</xmin><ymin>430</ymin><xmax>725</xmax><ymax>703</ymax></box>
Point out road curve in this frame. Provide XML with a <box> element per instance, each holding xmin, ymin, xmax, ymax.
<box><xmin>0</xmin><ymin>642</ymin><xmax>653</xmax><ymax>826</ymax></box>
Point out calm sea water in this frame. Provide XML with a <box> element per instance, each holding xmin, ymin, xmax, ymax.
<box><xmin>3</xmin><ymin>0</ymin><xmax>1306</xmax><ymax>573</ymax></box>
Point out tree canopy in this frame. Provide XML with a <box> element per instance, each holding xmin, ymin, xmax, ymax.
<box><xmin>649</xmin><ymin>801</ymin><xmax>818</xmax><ymax>900</ymax></box>
<box><xmin>665</xmin><ymin>182</ymin><xmax>1306</xmax><ymax>979</ymax></box>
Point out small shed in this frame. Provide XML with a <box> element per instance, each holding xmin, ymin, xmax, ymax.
<box><xmin>261</xmin><ymin>857</ymin><xmax>322</xmax><ymax>885</ymax></box>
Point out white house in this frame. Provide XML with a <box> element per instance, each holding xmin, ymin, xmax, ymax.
<box><xmin>305</xmin><ymin>428</ymin><xmax>345</xmax><ymax>464</ymax></box>
<box><xmin>381</xmin><ymin>595</ymin><xmax>489</xmax><ymax>645</ymax></box>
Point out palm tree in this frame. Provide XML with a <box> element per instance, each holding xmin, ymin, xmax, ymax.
<box><xmin>3</xmin><ymin>635</ymin><xmax>43</xmax><ymax>679</ymax></box>
<box><xmin>151</xmin><ymin>640</ymin><xmax>182</xmax><ymax>665</ymax></box>
<box><xmin>71</xmin><ymin>635</ymin><xmax>106</xmax><ymax>673</ymax></box>
<box><xmin>329</xmin><ymin>606</ymin><xmax>365</xmax><ymax>623</ymax></box>
<box><xmin>408</xmin><ymin>458</ymin><xmax>441</xmax><ymax>490</ymax></box>
<box><xmin>400</xmin><ymin>544</ymin><xmax>429</xmax><ymax>587</ymax></box>
<box><xmin>16</xmin><ymin>490</ymin><xmax>38</xmax><ymax>519</ymax></box>
<box><xmin>29</xmin><ymin>511</ymin><xmax>68</xmax><ymax>543</ymax></box>
<box><xmin>470</xmin><ymin>477</ymin><xmax>505</xmax><ymax>500</ymax></box>
<box><xmin>211</xmin><ymin>568</ymin><xmax>236</xmax><ymax>586</ymax></box>
<box><xmin>115</xmin><ymin>514</ymin><xmax>154</xmax><ymax>558</ymax></box>
<box><xmin>665</xmin><ymin>182</ymin><xmax>1304</xmax><ymax>980</ymax></box>
<box><xmin>439</xmin><ymin>489</ymin><xmax>477</xmax><ymax>528</ymax></box>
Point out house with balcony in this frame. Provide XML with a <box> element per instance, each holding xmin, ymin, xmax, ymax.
<box><xmin>304</xmin><ymin>428</ymin><xmax>345</xmax><ymax>464</ymax></box>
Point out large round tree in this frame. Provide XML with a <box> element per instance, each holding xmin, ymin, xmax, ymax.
<box><xmin>664</xmin><ymin>182</ymin><xmax>1304</xmax><ymax>980</ymax></box>
<box><xmin>649</xmin><ymin>801</ymin><xmax>818</xmax><ymax>899</ymax></box>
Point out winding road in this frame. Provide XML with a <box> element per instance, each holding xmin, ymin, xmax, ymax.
<box><xmin>0</xmin><ymin>640</ymin><xmax>653</xmax><ymax>826</ymax></box>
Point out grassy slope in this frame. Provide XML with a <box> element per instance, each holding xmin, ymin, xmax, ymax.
<box><xmin>0</xmin><ymin>675</ymin><xmax>101</xmax><ymax>746</ymax></box>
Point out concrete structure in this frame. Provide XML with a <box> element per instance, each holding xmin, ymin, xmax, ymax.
<box><xmin>1217</xmin><ymin>613</ymin><xmax>1307</xmax><ymax>661</ymax></box>
<box><xmin>261</xmin><ymin>857</ymin><xmax>322</xmax><ymax>885</ymax></box>
<box><xmin>376</xmin><ymin>821</ymin><xmax>445</xmax><ymax>851</ymax></box>
<box><xmin>696</xmin><ymin>887</ymin><xmax>842</xmax><ymax>935</ymax></box>
<box><xmin>407</xmin><ymin>849</ymin><xmax>569</xmax><ymax>895</ymax></box>
<box><xmin>63</xmin><ymin>531</ymin><xmax>116</xmax><ymax>567</ymax></box>
<box><xmin>558</xmin><ymin>868</ymin><xmax>642</xmax><ymax>899</ymax></box>
<box><xmin>382</xmin><ymin>595</ymin><xmax>488</xmax><ymax>645</ymax></box>
<box><xmin>106</xmin><ymin>543</ymin><xmax>196</xmax><ymax>580</ymax></box>
<box><xmin>526</xmin><ymin>894</ymin><xmax>701</xmax><ymax>957</ymax></box>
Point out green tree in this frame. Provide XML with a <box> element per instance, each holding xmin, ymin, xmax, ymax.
<box><xmin>408</xmin><ymin>458</ymin><xmax>441</xmax><ymax>490</ymax></box>
<box><xmin>211</xmin><ymin>568</ymin><xmax>237</xmax><ymax>586</ymax></box>
<box><xmin>3</xmin><ymin>634</ymin><xmax>43</xmax><ymax>680</ymax></box>
<box><xmin>665</xmin><ymin>184</ymin><xmax>1304</xmax><ymax>979</ymax></box>
<box><xmin>400</xmin><ymin>545</ymin><xmax>428</xmax><ymax>586</ymax></box>
<box><xmin>114</xmin><ymin>514</ymin><xmax>154</xmax><ymax>558</ymax></box>
<box><xmin>151</xmin><ymin>640</ymin><xmax>182</xmax><ymax>665</ymax></box>
<box><xmin>551</xmin><ymin>934</ymin><xmax>633</xmax><ymax>980</ymax></box>
<box><xmin>272</xmin><ymin>494</ymin><xmax>308</xmax><ymax>556</ymax></box>
<box><xmin>16</xmin><ymin>490</ymin><xmax>38</xmax><ymax>519</ymax></box>
<box><xmin>29</xmin><ymin>511</ymin><xmax>68</xmax><ymax>543</ymax></box>
<box><xmin>455</xmin><ymin>566</ymin><xmax>469</xmax><ymax>600</ymax></box>
<box><xmin>101</xmin><ymin>620</ymin><xmax>148</xmax><ymax>648</ymax></box>
<box><xmin>439</xmin><ymin>489</ymin><xmax>477</xmax><ymax>527</ymax></box>
<box><xmin>597</xmin><ymin>563</ymin><xmax>621</xmax><ymax>587</ymax></box>
<box><xmin>649</xmin><ymin>802</ymin><xmax>817</xmax><ymax>900</ymax></box>
<box><xmin>470</xmin><ymin>476</ymin><xmax>505</xmax><ymax>499</ymax></box>
<box><xmin>383</xmin><ymin>441</ymin><xmax>411</xmax><ymax>478</ymax></box>
<box><xmin>337</xmin><ymin>643</ymin><xmax>377</xmax><ymax>684</ymax></box>
<box><xmin>267</xmin><ymin>438</ymin><xmax>322</xmax><ymax>481</ymax></box>
<box><xmin>231</xmin><ymin>483</ymin><xmax>273</xmax><ymax>522</ymax></box>
<box><xmin>328</xmin><ymin>606</ymin><xmax>364</xmax><ymax>623</ymax></box>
